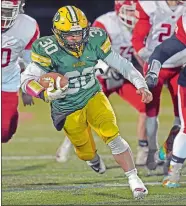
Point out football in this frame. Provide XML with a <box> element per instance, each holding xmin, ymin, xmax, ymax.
<box><xmin>38</xmin><ymin>72</ymin><xmax>68</xmax><ymax>89</ymax></box>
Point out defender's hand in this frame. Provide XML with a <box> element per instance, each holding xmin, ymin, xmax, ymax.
<box><xmin>136</xmin><ymin>87</ymin><xmax>153</xmax><ymax>104</ymax></box>
<box><xmin>145</xmin><ymin>72</ymin><xmax>158</xmax><ymax>89</ymax></box>
<box><xmin>22</xmin><ymin>92</ymin><xmax>34</xmax><ymax>106</ymax></box>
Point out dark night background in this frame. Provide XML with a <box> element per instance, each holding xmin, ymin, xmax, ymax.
<box><xmin>25</xmin><ymin>0</ymin><xmax>114</xmax><ymax>37</ymax></box>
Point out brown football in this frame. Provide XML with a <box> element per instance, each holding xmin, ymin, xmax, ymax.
<box><xmin>38</xmin><ymin>72</ymin><xmax>68</xmax><ymax>89</ymax></box>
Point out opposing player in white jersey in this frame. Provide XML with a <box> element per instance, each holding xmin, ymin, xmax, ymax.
<box><xmin>146</xmin><ymin>11</ymin><xmax>186</xmax><ymax>187</ymax></box>
<box><xmin>1</xmin><ymin>0</ymin><xmax>40</xmax><ymax>143</ymax></box>
<box><xmin>132</xmin><ymin>0</ymin><xmax>185</xmax><ymax>170</ymax></box>
<box><xmin>56</xmin><ymin>0</ymin><xmax>150</xmax><ymax>166</ymax></box>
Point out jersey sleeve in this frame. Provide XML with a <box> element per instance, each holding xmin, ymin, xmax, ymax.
<box><xmin>25</xmin><ymin>23</ymin><xmax>40</xmax><ymax>50</ymax></box>
<box><xmin>89</xmin><ymin>27</ymin><xmax>112</xmax><ymax>60</ymax></box>
<box><xmin>175</xmin><ymin>15</ymin><xmax>186</xmax><ymax>45</ymax></box>
<box><xmin>31</xmin><ymin>37</ymin><xmax>54</xmax><ymax>73</ymax></box>
<box><xmin>92</xmin><ymin>20</ymin><xmax>107</xmax><ymax>32</ymax></box>
<box><xmin>92</xmin><ymin>19</ymin><xmax>112</xmax><ymax>43</ymax></box>
<box><xmin>132</xmin><ymin>1</ymin><xmax>151</xmax><ymax>53</ymax></box>
<box><xmin>16</xmin><ymin>14</ymin><xmax>40</xmax><ymax>50</ymax></box>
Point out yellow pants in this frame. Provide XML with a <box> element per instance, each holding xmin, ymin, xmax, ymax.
<box><xmin>63</xmin><ymin>92</ymin><xmax>119</xmax><ymax>161</ymax></box>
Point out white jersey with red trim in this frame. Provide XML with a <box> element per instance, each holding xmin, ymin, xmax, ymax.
<box><xmin>2</xmin><ymin>14</ymin><xmax>39</xmax><ymax>92</ymax></box>
<box><xmin>95</xmin><ymin>11</ymin><xmax>133</xmax><ymax>61</ymax></box>
<box><xmin>139</xmin><ymin>1</ymin><xmax>185</xmax><ymax>67</ymax></box>
<box><xmin>175</xmin><ymin>12</ymin><xmax>186</xmax><ymax>45</ymax></box>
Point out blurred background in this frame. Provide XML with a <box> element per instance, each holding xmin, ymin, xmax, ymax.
<box><xmin>25</xmin><ymin>0</ymin><xmax>114</xmax><ymax>36</ymax></box>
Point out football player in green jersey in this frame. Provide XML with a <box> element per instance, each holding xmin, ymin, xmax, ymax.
<box><xmin>21</xmin><ymin>5</ymin><xmax>152</xmax><ymax>199</ymax></box>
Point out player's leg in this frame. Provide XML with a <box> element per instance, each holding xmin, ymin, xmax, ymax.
<box><xmin>145</xmin><ymin>72</ymin><xmax>165</xmax><ymax>170</ymax></box>
<box><xmin>55</xmin><ymin>76</ymin><xmax>113</xmax><ymax>163</ymax></box>
<box><xmin>159</xmin><ymin>73</ymin><xmax>181</xmax><ymax>161</ymax></box>
<box><xmin>163</xmin><ymin>85</ymin><xmax>186</xmax><ymax>188</ymax></box>
<box><xmin>63</xmin><ymin>108</ymin><xmax>106</xmax><ymax>174</ymax></box>
<box><xmin>117</xmin><ymin>80</ymin><xmax>148</xmax><ymax>166</ymax></box>
<box><xmin>56</xmin><ymin>136</ymin><xmax>72</xmax><ymax>162</ymax></box>
<box><xmin>1</xmin><ymin>91</ymin><xmax>19</xmax><ymax>143</ymax></box>
<box><xmin>87</xmin><ymin>92</ymin><xmax>148</xmax><ymax>199</ymax></box>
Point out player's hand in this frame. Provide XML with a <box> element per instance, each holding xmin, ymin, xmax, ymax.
<box><xmin>136</xmin><ymin>87</ymin><xmax>153</xmax><ymax>104</ymax></box>
<box><xmin>22</xmin><ymin>92</ymin><xmax>34</xmax><ymax>106</ymax></box>
<box><xmin>43</xmin><ymin>77</ymin><xmax>69</xmax><ymax>102</ymax></box>
<box><xmin>145</xmin><ymin>72</ymin><xmax>158</xmax><ymax>89</ymax></box>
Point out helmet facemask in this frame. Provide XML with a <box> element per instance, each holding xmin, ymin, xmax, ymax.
<box><xmin>1</xmin><ymin>0</ymin><xmax>21</xmax><ymax>30</ymax></box>
<box><xmin>53</xmin><ymin>25</ymin><xmax>90</xmax><ymax>53</ymax></box>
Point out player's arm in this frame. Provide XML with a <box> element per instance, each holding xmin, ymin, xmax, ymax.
<box><xmin>96</xmin><ymin>28</ymin><xmax>148</xmax><ymax>90</ymax></box>
<box><xmin>21</xmin><ymin>39</ymin><xmax>67</xmax><ymax>102</ymax></box>
<box><xmin>146</xmin><ymin>34</ymin><xmax>186</xmax><ymax>88</ymax></box>
<box><xmin>25</xmin><ymin>22</ymin><xmax>40</xmax><ymax>50</ymax></box>
<box><xmin>93</xmin><ymin>28</ymin><xmax>152</xmax><ymax>103</ymax></box>
<box><xmin>20</xmin><ymin>20</ymin><xmax>40</xmax><ymax>73</ymax></box>
<box><xmin>21</xmin><ymin>62</ymin><xmax>47</xmax><ymax>97</ymax></box>
<box><xmin>132</xmin><ymin>2</ymin><xmax>151</xmax><ymax>62</ymax></box>
<box><xmin>19</xmin><ymin>22</ymin><xmax>40</xmax><ymax>106</ymax></box>
<box><xmin>104</xmin><ymin>51</ymin><xmax>152</xmax><ymax>103</ymax></box>
<box><xmin>18</xmin><ymin>51</ymin><xmax>35</xmax><ymax>106</ymax></box>
<box><xmin>21</xmin><ymin>39</ymin><xmax>51</xmax><ymax>97</ymax></box>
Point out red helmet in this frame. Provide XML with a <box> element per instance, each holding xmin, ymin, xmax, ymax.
<box><xmin>115</xmin><ymin>0</ymin><xmax>137</xmax><ymax>28</ymax></box>
<box><xmin>1</xmin><ymin>0</ymin><xmax>22</xmax><ymax>30</ymax></box>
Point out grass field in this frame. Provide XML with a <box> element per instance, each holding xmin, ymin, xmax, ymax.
<box><xmin>2</xmin><ymin>87</ymin><xmax>186</xmax><ymax>205</ymax></box>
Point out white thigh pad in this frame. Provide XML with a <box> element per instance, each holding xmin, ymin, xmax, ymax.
<box><xmin>108</xmin><ymin>136</ymin><xmax>129</xmax><ymax>155</ymax></box>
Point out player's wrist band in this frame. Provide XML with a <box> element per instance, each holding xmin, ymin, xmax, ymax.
<box><xmin>26</xmin><ymin>80</ymin><xmax>45</xmax><ymax>97</ymax></box>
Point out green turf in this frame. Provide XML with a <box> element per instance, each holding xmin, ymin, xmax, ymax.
<box><xmin>2</xmin><ymin>87</ymin><xmax>186</xmax><ymax>205</ymax></box>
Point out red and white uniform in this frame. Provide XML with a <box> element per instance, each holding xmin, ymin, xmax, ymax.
<box><xmin>176</xmin><ymin>12</ymin><xmax>186</xmax><ymax>45</ymax></box>
<box><xmin>93</xmin><ymin>11</ymin><xmax>145</xmax><ymax>113</ymax></box>
<box><xmin>93</xmin><ymin>11</ymin><xmax>133</xmax><ymax>61</ymax></box>
<box><xmin>176</xmin><ymin>14</ymin><xmax>186</xmax><ymax>133</ymax></box>
<box><xmin>1</xmin><ymin>14</ymin><xmax>39</xmax><ymax>142</ymax></box>
<box><xmin>132</xmin><ymin>1</ymin><xmax>185</xmax><ymax>117</ymax></box>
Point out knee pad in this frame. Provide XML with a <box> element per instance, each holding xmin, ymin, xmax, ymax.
<box><xmin>108</xmin><ymin>136</ymin><xmax>129</xmax><ymax>155</ymax></box>
<box><xmin>99</xmin><ymin>121</ymin><xmax>119</xmax><ymax>139</ymax></box>
<box><xmin>75</xmin><ymin>149</ymin><xmax>96</xmax><ymax>161</ymax></box>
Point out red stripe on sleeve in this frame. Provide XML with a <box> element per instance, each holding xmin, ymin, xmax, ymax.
<box><xmin>175</xmin><ymin>16</ymin><xmax>186</xmax><ymax>45</ymax></box>
<box><xmin>25</xmin><ymin>23</ymin><xmax>40</xmax><ymax>50</ymax></box>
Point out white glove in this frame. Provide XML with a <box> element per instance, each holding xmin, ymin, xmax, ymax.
<box><xmin>44</xmin><ymin>76</ymin><xmax>68</xmax><ymax>102</ymax></box>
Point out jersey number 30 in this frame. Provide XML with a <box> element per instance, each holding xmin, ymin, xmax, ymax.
<box><xmin>1</xmin><ymin>48</ymin><xmax>11</xmax><ymax>67</ymax></box>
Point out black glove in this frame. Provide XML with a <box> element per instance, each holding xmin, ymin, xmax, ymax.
<box><xmin>145</xmin><ymin>60</ymin><xmax>161</xmax><ymax>89</ymax></box>
<box><xmin>21</xmin><ymin>92</ymin><xmax>34</xmax><ymax>106</ymax></box>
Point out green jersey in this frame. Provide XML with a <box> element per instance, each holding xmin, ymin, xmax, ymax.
<box><xmin>31</xmin><ymin>27</ymin><xmax>112</xmax><ymax>113</ymax></box>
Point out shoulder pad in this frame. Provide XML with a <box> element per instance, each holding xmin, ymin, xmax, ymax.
<box><xmin>15</xmin><ymin>14</ymin><xmax>39</xmax><ymax>47</ymax></box>
<box><xmin>31</xmin><ymin>36</ymin><xmax>54</xmax><ymax>67</ymax></box>
<box><xmin>138</xmin><ymin>1</ymin><xmax>156</xmax><ymax>18</ymax></box>
<box><xmin>89</xmin><ymin>27</ymin><xmax>108</xmax><ymax>43</ymax></box>
<box><xmin>89</xmin><ymin>27</ymin><xmax>111</xmax><ymax>56</ymax></box>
